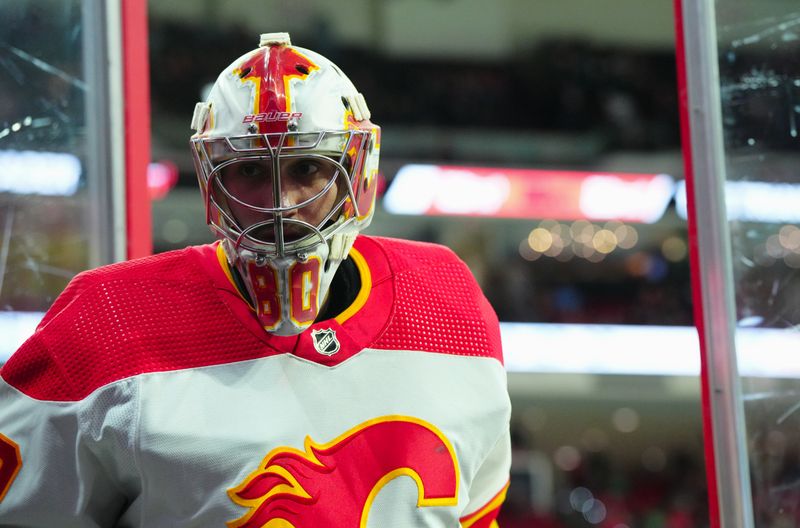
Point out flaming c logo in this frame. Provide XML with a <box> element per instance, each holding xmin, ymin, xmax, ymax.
<box><xmin>227</xmin><ymin>416</ymin><xmax>460</xmax><ymax>527</ymax></box>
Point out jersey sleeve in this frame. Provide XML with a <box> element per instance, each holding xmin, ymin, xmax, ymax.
<box><xmin>0</xmin><ymin>334</ymin><xmax>140</xmax><ymax>527</ymax></box>
<box><xmin>459</xmin><ymin>426</ymin><xmax>511</xmax><ymax>528</ymax></box>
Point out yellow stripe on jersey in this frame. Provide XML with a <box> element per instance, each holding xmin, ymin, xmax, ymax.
<box><xmin>217</xmin><ymin>243</ymin><xmax>372</xmax><ymax>324</ymax></box>
<box><xmin>335</xmin><ymin>246</ymin><xmax>372</xmax><ymax>325</ymax></box>
<box><xmin>216</xmin><ymin>243</ymin><xmax>255</xmax><ymax>310</ymax></box>
<box><xmin>460</xmin><ymin>481</ymin><xmax>509</xmax><ymax>528</ymax></box>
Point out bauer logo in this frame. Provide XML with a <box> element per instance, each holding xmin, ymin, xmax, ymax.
<box><xmin>311</xmin><ymin>328</ymin><xmax>340</xmax><ymax>356</ymax></box>
<box><xmin>242</xmin><ymin>111</ymin><xmax>302</xmax><ymax>123</ymax></box>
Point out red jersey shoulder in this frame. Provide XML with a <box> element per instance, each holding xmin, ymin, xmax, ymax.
<box><xmin>1</xmin><ymin>245</ymin><xmax>269</xmax><ymax>402</ymax></box>
<box><xmin>360</xmin><ymin>236</ymin><xmax>503</xmax><ymax>364</ymax></box>
<box><xmin>40</xmin><ymin>248</ymin><xmax>197</xmax><ymax>323</ymax></box>
<box><xmin>358</xmin><ymin>236</ymin><xmax>462</xmax><ymax>273</ymax></box>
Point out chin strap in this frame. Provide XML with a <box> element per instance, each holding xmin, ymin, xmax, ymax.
<box><xmin>329</xmin><ymin>232</ymin><xmax>358</xmax><ymax>261</ymax></box>
<box><xmin>220</xmin><ymin>232</ymin><xmax>359</xmax><ymax>336</ymax></box>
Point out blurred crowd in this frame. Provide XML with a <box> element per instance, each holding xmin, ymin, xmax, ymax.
<box><xmin>149</xmin><ymin>20</ymin><xmax>681</xmax><ymax>165</ymax></box>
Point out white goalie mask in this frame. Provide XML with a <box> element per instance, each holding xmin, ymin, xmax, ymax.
<box><xmin>190</xmin><ymin>33</ymin><xmax>381</xmax><ymax>336</ymax></box>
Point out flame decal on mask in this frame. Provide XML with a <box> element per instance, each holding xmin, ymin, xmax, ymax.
<box><xmin>227</xmin><ymin>416</ymin><xmax>459</xmax><ymax>528</ymax></box>
<box><xmin>235</xmin><ymin>46</ymin><xmax>319</xmax><ymax>134</ymax></box>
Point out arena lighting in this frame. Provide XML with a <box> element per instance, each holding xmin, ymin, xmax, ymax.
<box><xmin>0</xmin><ymin>150</ymin><xmax>81</xmax><ymax>195</ymax></box>
<box><xmin>501</xmin><ymin>322</ymin><xmax>800</xmax><ymax>378</ymax></box>
<box><xmin>383</xmin><ymin>164</ymin><xmax>675</xmax><ymax>223</ymax></box>
<box><xmin>676</xmin><ymin>180</ymin><xmax>800</xmax><ymax>223</ymax></box>
<box><xmin>2</xmin><ymin>315</ymin><xmax>796</xmax><ymax>378</ymax></box>
<box><xmin>147</xmin><ymin>160</ymin><xmax>179</xmax><ymax>200</ymax></box>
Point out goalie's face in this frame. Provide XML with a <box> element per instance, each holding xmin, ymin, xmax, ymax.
<box><xmin>212</xmin><ymin>154</ymin><xmax>345</xmax><ymax>248</ymax></box>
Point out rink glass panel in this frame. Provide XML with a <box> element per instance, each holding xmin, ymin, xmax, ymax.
<box><xmin>0</xmin><ymin>1</ymin><xmax>114</xmax><ymax>360</ymax></box>
<box><xmin>715</xmin><ymin>3</ymin><xmax>800</xmax><ymax>525</ymax></box>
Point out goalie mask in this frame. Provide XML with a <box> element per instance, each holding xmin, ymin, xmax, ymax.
<box><xmin>190</xmin><ymin>33</ymin><xmax>381</xmax><ymax>336</ymax></box>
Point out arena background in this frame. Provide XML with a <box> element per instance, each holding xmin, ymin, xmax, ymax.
<box><xmin>3</xmin><ymin>1</ymin><xmax>800</xmax><ymax>526</ymax></box>
<box><xmin>148</xmin><ymin>5</ymin><xmax>699</xmax><ymax>524</ymax></box>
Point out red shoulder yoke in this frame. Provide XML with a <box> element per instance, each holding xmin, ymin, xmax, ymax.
<box><xmin>364</xmin><ymin>236</ymin><xmax>503</xmax><ymax>365</ymax></box>
<box><xmin>1</xmin><ymin>247</ymin><xmax>275</xmax><ymax>401</ymax></box>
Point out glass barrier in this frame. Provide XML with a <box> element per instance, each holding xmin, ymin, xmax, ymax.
<box><xmin>0</xmin><ymin>0</ymin><xmax>118</xmax><ymax>361</ymax></box>
<box><xmin>716</xmin><ymin>3</ymin><xmax>800</xmax><ymax>526</ymax></box>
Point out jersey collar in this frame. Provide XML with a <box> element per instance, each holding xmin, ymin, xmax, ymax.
<box><xmin>201</xmin><ymin>237</ymin><xmax>392</xmax><ymax>365</ymax></box>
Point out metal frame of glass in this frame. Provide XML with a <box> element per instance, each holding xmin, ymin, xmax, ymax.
<box><xmin>675</xmin><ymin>0</ymin><xmax>755</xmax><ymax>526</ymax></box>
<box><xmin>82</xmin><ymin>0</ymin><xmax>127</xmax><ymax>265</ymax></box>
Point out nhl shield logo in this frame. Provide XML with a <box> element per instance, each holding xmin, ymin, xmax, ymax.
<box><xmin>311</xmin><ymin>328</ymin><xmax>340</xmax><ymax>356</ymax></box>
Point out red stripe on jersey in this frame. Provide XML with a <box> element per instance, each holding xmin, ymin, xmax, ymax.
<box><xmin>460</xmin><ymin>481</ymin><xmax>509</xmax><ymax>528</ymax></box>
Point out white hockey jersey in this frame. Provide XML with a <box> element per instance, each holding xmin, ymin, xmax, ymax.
<box><xmin>0</xmin><ymin>235</ymin><xmax>510</xmax><ymax>527</ymax></box>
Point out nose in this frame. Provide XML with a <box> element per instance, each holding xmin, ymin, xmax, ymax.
<box><xmin>280</xmin><ymin>178</ymin><xmax>305</xmax><ymax>211</ymax></box>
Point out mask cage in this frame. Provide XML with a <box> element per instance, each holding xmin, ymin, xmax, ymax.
<box><xmin>191</xmin><ymin>130</ymin><xmax>371</xmax><ymax>257</ymax></box>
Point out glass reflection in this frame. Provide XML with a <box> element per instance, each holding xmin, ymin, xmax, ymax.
<box><xmin>717</xmin><ymin>3</ymin><xmax>800</xmax><ymax>526</ymax></box>
<box><xmin>0</xmin><ymin>1</ymin><xmax>92</xmax><ymax>356</ymax></box>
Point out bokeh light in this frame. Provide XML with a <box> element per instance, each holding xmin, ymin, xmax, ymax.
<box><xmin>612</xmin><ymin>407</ymin><xmax>640</xmax><ymax>433</ymax></box>
<box><xmin>615</xmin><ymin>225</ymin><xmax>639</xmax><ymax>249</ymax></box>
<box><xmin>778</xmin><ymin>224</ymin><xmax>800</xmax><ymax>250</ymax></box>
<box><xmin>519</xmin><ymin>239</ymin><xmax>542</xmax><ymax>261</ymax></box>
<box><xmin>528</xmin><ymin>227</ymin><xmax>554</xmax><ymax>253</ymax></box>
<box><xmin>569</xmin><ymin>487</ymin><xmax>593</xmax><ymax>510</ymax></box>
<box><xmin>583</xmin><ymin>498</ymin><xmax>608</xmax><ymax>524</ymax></box>
<box><xmin>592</xmin><ymin>229</ymin><xmax>618</xmax><ymax>254</ymax></box>
<box><xmin>661</xmin><ymin>236</ymin><xmax>687</xmax><ymax>262</ymax></box>
<box><xmin>554</xmin><ymin>445</ymin><xmax>582</xmax><ymax>471</ymax></box>
<box><xmin>521</xmin><ymin>220</ymin><xmax>642</xmax><ymax>262</ymax></box>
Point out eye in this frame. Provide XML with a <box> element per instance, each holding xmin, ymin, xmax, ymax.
<box><xmin>289</xmin><ymin>160</ymin><xmax>320</xmax><ymax>179</ymax></box>
<box><xmin>238</xmin><ymin>162</ymin><xmax>264</xmax><ymax>179</ymax></box>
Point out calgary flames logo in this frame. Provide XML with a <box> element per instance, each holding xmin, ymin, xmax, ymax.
<box><xmin>227</xmin><ymin>416</ymin><xmax>459</xmax><ymax>527</ymax></box>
